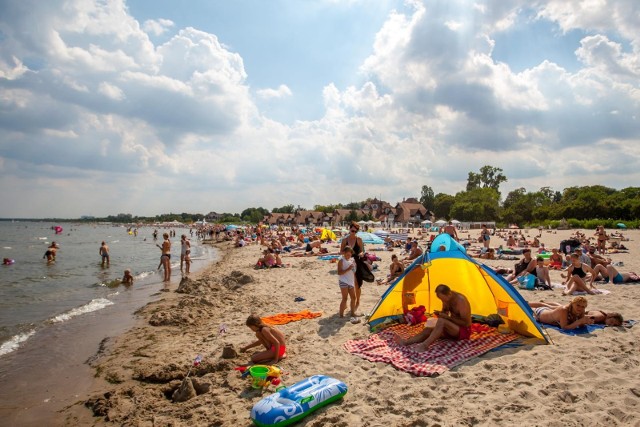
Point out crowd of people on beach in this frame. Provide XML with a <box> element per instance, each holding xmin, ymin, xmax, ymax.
<box><xmin>229</xmin><ymin>221</ymin><xmax>636</xmax><ymax>363</ymax></box>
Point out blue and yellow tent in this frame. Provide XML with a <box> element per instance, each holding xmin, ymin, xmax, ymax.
<box><xmin>368</xmin><ymin>235</ymin><xmax>548</xmax><ymax>341</ymax></box>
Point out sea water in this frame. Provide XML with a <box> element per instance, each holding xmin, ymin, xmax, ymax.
<box><xmin>0</xmin><ymin>221</ymin><xmax>218</xmax><ymax>423</ymax></box>
<box><xmin>0</xmin><ymin>221</ymin><xmax>217</xmax><ymax>354</ymax></box>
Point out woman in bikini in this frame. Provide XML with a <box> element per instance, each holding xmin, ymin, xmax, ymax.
<box><xmin>595</xmin><ymin>226</ymin><xmax>608</xmax><ymax>255</ymax></box>
<box><xmin>563</xmin><ymin>253</ymin><xmax>597</xmax><ymax>295</ymax></box>
<box><xmin>529</xmin><ymin>297</ymin><xmax>594</xmax><ymax>330</ymax></box>
<box><xmin>156</xmin><ymin>233</ymin><xmax>171</xmax><ymax>281</ymax></box>
<box><xmin>530</xmin><ymin>300</ymin><xmax>623</xmax><ymax>327</ymax></box>
<box><xmin>240</xmin><ymin>314</ymin><xmax>287</xmax><ymax>363</ymax></box>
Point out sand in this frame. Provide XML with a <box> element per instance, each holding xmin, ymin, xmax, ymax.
<box><xmin>60</xmin><ymin>229</ymin><xmax>640</xmax><ymax>426</ymax></box>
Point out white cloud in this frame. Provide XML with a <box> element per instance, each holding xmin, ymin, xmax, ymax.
<box><xmin>98</xmin><ymin>82</ymin><xmax>125</xmax><ymax>100</ymax></box>
<box><xmin>256</xmin><ymin>84</ymin><xmax>293</xmax><ymax>99</ymax></box>
<box><xmin>0</xmin><ymin>0</ymin><xmax>639</xmax><ymax>217</ymax></box>
<box><xmin>142</xmin><ymin>18</ymin><xmax>175</xmax><ymax>36</ymax></box>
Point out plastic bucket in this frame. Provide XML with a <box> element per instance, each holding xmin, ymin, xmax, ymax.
<box><xmin>249</xmin><ymin>366</ymin><xmax>270</xmax><ymax>389</ymax></box>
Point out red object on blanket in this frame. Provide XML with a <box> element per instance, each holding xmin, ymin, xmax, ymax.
<box><xmin>404</xmin><ymin>305</ymin><xmax>427</xmax><ymax>325</ymax></box>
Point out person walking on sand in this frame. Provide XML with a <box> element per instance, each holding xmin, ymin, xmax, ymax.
<box><xmin>180</xmin><ymin>234</ymin><xmax>191</xmax><ymax>273</ymax></box>
<box><xmin>337</xmin><ymin>246</ymin><xmax>360</xmax><ymax>324</ymax></box>
<box><xmin>394</xmin><ymin>284</ymin><xmax>472</xmax><ymax>351</ymax></box>
<box><xmin>99</xmin><ymin>241</ymin><xmax>110</xmax><ymax>267</ymax></box>
<box><xmin>156</xmin><ymin>233</ymin><xmax>171</xmax><ymax>281</ymax></box>
<box><xmin>240</xmin><ymin>314</ymin><xmax>287</xmax><ymax>364</ymax></box>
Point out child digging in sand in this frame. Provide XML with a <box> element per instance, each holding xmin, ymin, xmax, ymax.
<box><xmin>240</xmin><ymin>315</ymin><xmax>287</xmax><ymax>363</ymax></box>
<box><xmin>338</xmin><ymin>246</ymin><xmax>360</xmax><ymax>324</ymax></box>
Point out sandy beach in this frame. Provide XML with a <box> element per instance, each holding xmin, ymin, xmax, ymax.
<box><xmin>58</xmin><ymin>228</ymin><xmax>640</xmax><ymax>427</ymax></box>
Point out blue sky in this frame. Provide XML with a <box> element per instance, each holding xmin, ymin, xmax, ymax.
<box><xmin>0</xmin><ymin>0</ymin><xmax>638</xmax><ymax>218</ymax></box>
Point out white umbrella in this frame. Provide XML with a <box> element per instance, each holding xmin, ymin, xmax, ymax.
<box><xmin>451</xmin><ymin>219</ymin><xmax>461</xmax><ymax>225</ymax></box>
<box><xmin>421</xmin><ymin>219</ymin><xmax>432</xmax><ymax>224</ymax></box>
<box><xmin>435</xmin><ymin>220</ymin><xmax>447</xmax><ymax>226</ymax></box>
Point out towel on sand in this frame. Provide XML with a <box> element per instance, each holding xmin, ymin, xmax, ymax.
<box><xmin>544</xmin><ymin>320</ymin><xmax>636</xmax><ymax>335</ymax></box>
<box><xmin>344</xmin><ymin>323</ymin><xmax>518</xmax><ymax>377</ymax></box>
<box><xmin>261</xmin><ymin>310</ymin><xmax>322</xmax><ymax>325</ymax></box>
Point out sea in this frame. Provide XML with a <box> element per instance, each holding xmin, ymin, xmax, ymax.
<box><xmin>0</xmin><ymin>221</ymin><xmax>219</xmax><ymax>424</ymax></box>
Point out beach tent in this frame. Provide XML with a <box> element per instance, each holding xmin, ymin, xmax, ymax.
<box><xmin>430</xmin><ymin>233</ymin><xmax>467</xmax><ymax>253</ymax></box>
<box><xmin>367</xmin><ymin>235</ymin><xmax>548</xmax><ymax>342</ymax></box>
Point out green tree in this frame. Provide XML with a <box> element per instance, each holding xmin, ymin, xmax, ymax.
<box><xmin>450</xmin><ymin>188</ymin><xmax>500</xmax><ymax>221</ymax></box>
<box><xmin>420</xmin><ymin>185</ymin><xmax>435</xmax><ymax>210</ymax></box>
<box><xmin>345</xmin><ymin>210</ymin><xmax>359</xmax><ymax>223</ymax></box>
<box><xmin>240</xmin><ymin>207</ymin><xmax>269</xmax><ymax>223</ymax></box>
<box><xmin>432</xmin><ymin>193</ymin><xmax>455</xmax><ymax>219</ymax></box>
<box><xmin>272</xmin><ymin>204</ymin><xmax>295</xmax><ymax>213</ymax></box>
<box><xmin>466</xmin><ymin>165</ymin><xmax>507</xmax><ymax>195</ymax></box>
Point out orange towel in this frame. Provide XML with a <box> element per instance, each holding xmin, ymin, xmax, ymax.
<box><xmin>261</xmin><ymin>310</ymin><xmax>322</xmax><ymax>325</ymax></box>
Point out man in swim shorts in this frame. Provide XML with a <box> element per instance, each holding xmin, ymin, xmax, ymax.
<box><xmin>528</xmin><ymin>297</ymin><xmax>594</xmax><ymax>330</ymax></box>
<box><xmin>592</xmin><ymin>264</ymin><xmax>639</xmax><ymax>284</ymax></box>
<box><xmin>99</xmin><ymin>241</ymin><xmax>110</xmax><ymax>267</ymax></box>
<box><xmin>394</xmin><ymin>284</ymin><xmax>472</xmax><ymax>351</ymax></box>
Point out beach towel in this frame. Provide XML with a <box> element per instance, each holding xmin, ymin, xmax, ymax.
<box><xmin>543</xmin><ymin>324</ymin><xmax>606</xmax><ymax>335</ymax></box>
<box><xmin>567</xmin><ymin>289</ymin><xmax>611</xmax><ymax>296</ymax></box>
<box><xmin>343</xmin><ymin>323</ymin><xmax>518</xmax><ymax>377</ymax></box>
<box><xmin>261</xmin><ymin>310</ymin><xmax>322</xmax><ymax>325</ymax></box>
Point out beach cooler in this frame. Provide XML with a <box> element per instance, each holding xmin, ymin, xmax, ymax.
<box><xmin>250</xmin><ymin>375</ymin><xmax>347</xmax><ymax>427</ymax></box>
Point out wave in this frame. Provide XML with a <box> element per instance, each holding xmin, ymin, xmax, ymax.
<box><xmin>0</xmin><ymin>330</ymin><xmax>36</xmax><ymax>356</ymax></box>
<box><xmin>50</xmin><ymin>298</ymin><xmax>114</xmax><ymax>323</ymax></box>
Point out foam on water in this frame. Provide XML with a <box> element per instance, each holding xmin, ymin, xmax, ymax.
<box><xmin>50</xmin><ymin>298</ymin><xmax>114</xmax><ymax>323</ymax></box>
<box><xmin>0</xmin><ymin>330</ymin><xmax>36</xmax><ymax>356</ymax></box>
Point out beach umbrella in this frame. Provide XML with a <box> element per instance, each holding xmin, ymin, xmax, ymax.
<box><xmin>348</xmin><ymin>232</ymin><xmax>385</xmax><ymax>244</ymax></box>
<box><xmin>616</xmin><ymin>223</ymin><xmax>627</xmax><ymax>229</ymax></box>
<box><xmin>509</xmin><ymin>224</ymin><xmax>520</xmax><ymax>229</ymax></box>
<box><xmin>420</xmin><ymin>220</ymin><xmax>432</xmax><ymax>224</ymax></box>
<box><xmin>434</xmin><ymin>220</ymin><xmax>446</xmax><ymax>226</ymax></box>
<box><xmin>225</xmin><ymin>224</ymin><xmax>238</xmax><ymax>230</ymax></box>
<box><xmin>451</xmin><ymin>219</ymin><xmax>461</xmax><ymax>225</ymax></box>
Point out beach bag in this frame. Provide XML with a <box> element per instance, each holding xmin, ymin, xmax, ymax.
<box><xmin>357</xmin><ymin>261</ymin><xmax>375</xmax><ymax>283</ymax></box>
<box><xmin>517</xmin><ymin>274</ymin><xmax>536</xmax><ymax>290</ymax></box>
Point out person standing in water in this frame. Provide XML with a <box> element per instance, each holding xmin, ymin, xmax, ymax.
<box><xmin>180</xmin><ymin>234</ymin><xmax>191</xmax><ymax>273</ymax></box>
<box><xmin>156</xmin><ymin>233</ymin><xmax>171</xmax><ymax>281</ymax></box>
<box><xmin>43</xmin><ymin>241</ymin><xmax>59</xmax><ymax>263</ymax></box>
<box><xmin>99</xmin><ymin>241</ymin><xmax>110</xmax><ymax>267</ymax></box>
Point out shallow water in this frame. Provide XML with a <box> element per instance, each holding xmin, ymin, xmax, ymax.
<box><xmin>0</xmin><ymin>222</ymin><xmax>218</xmax><ymax>424</ymax></box>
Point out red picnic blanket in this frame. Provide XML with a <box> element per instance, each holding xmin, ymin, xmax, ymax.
<box><xmin>343</xmin><ymin>323</ymin><xmax>518</xmax><ymax>377</ymax></box>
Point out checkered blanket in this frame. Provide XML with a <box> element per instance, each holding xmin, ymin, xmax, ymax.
<box><xmin>343</xmin><ymin>323</ymin><xmax>518</xmax><ymax>376</ymax></box>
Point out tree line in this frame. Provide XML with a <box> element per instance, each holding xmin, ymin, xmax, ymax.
<box><xmin>68</xmin><ymin>165</ymin><xmax>638</xmax><ymax>228</ymax></box>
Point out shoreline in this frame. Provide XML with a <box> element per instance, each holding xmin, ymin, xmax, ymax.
<box><xmin>0</xmin><ymin>241</ymin><xmax>220</xmax><ymax>427</ymax></box>
<box><xmin>52</xmin><ymin>231</ymin><xmax>640</xmax><ymax>425</ymax></box>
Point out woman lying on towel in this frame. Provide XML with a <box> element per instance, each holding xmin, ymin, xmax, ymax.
<box><xmin>529</xmin><ymin>297</ymin><xmax>594</xmax><ymax>330</ymax></box>
<box><xmin>529</xmin><ymin>300</ymin><xmax>623</xmax><ymax>327</ymax></box>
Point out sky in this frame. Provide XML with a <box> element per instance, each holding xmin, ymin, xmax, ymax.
<box><xmin>0</xmin><ymin>0</ymin><xmax>638</xmax><ymax>218</ymax></box>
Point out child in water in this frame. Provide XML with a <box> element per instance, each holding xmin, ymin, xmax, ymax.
<box><xmin>240</xmin><ymin>314</ymin><xmax>287</xmax><ymax>363</ymax></box>
<box><xmin>183</xmin><ymin>249</ymin><xmax>191</xmax><ymax>275</ymax></box>
<box><xmin>121</xmin><ymin>269</ymin><xmax>134</xmax><ymax>285</ymax></box>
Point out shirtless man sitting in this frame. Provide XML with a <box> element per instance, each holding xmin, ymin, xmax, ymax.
<box><xmin>528</xmin><ymin>297</ymin><xmax>594</xmax><ymax>330</ymax></box>
<box><xmin>394</xmin><ymin>284</ymin><xmax>472</xmax><ymax>351</ymax></box>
